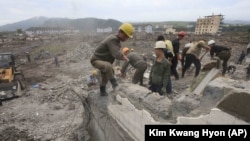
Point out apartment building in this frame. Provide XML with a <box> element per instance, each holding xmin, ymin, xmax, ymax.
<box><xmin>195</xmin><ymin>14</ymin><xmax>224</xmax><ymax>35</ymax></box>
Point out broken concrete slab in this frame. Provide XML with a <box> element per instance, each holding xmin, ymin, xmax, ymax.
<box><xmin>85</xmin><ymin>77</ymin><xmax>250</xmax><ymax>141</ymax></box>
<box><xmin>116</xmin><ymin>83</ymin><xmax>172</xmax><ymax>120</ymax></box>
<box><xmin>86</xmin><ymin>92</ymin><xmax>135</xmax><ymax>141</ymax></box>
<box><xmin>217</xmin><ymin>92</ymin><xmax>250</xmax><ymax>122</ymax></box>
<box><xmin>177</xmin><ymin>108</ymin><xmax>248</xmax><ymax>125</ymax></box>
<box><xmin>109</xmin><ymin>95</ymin><xmax>160</xmax><ymax>141</ymax></box>
<box><xmin>201</xmin><ymin>77</ymin><xmax>250</xmax><ymax>122</ymax></box>
<box><xmin>246</xmin><ymin>57</ymin><xmax>250</xmax><ymax>63</ymax></box>
<box><xmin>169</xmin><ymin>93</ymin><xmax>201</xmax><ymax>120</ymax></box>
<box><xmin>192</xmin><ymin>68</ymin><xmax>220</xmax><ymax>95</ymax></box>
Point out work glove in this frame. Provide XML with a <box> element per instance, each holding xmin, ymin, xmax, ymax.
<box><xmin>120</xmin><ymin>72</ymin><xmax>126</xmax><ymax>78</ymax></box>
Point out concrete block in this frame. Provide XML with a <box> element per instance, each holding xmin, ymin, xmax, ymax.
<box><xmin>121</xmin><ymin>98</ymin><xmax>136</xmax><ymax>111</ymax></box>
<box><xmin>108</xmin><ymin>96</ymin><xmax>160</xmax><ymax>141</ymax></box>
<box><xmin>207</xmin><ymin>108</ymin><xmax>236</xmax><ymax>124</ymax></box>
<box><xmin>144</xmin><ymin>72</ymin><xmax>150</xmax><ymax>79</ymax></box>
<box><xmin>177</xmin><ymin>115</ymin><xmax>208</xmax><ymax>124</ymax></box>
<box><xmin>217</xmin><ymin>92</ymin><xmax>250</xmax><ymax>122</ymax></box>
<box><xmin>116</xmin><ymin>94</ymin><xmax>122</xmax><ymax>104</ymax></box>
<box><xmin>193</xmin><ymin>68</ymin><xmax>219</xmax><ymax>95</ymax></box>
<box><xmin>233</xmin><ymin>118</ymin><xmax>249</xmax><ymax>125</ymax></box>
<box><xmin>246</xmin><ymin>57</ymin><xmax>250</xmax><ymax>63</ymax></box>
<box><xmin>176</xmin><ymin>108</ymin><xmax>248</xmax><ymax>125</ymax></box>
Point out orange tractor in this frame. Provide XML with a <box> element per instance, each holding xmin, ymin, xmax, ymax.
<box><xmin>0</xmin><ymin>53</ymin><xmax>26</xmax><ymax>105</ymax></box>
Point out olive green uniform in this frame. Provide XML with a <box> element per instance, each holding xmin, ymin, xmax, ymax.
<box><xmin>90</xmin><ymin>35</ymin><xmax>124</xmax><ymax>86</ymax></box>
<box><xmin>149</xmin><ymin>58</ymin><xmax>171</xmax><ymax>94</ymax></box>
<box><xmin>121</xmin><ymin>52</ymin><xmax>147</xmax><ymax>85</ymax></box>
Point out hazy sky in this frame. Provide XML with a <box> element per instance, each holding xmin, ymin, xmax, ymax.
<box><xmin>0</xmin><ymin>0</ymin><xmax>249</xmax><ymax>26</ymax></box>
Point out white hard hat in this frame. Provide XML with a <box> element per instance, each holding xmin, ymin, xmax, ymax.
<box><xmin>154</xmin><ymin>41</ymin><xmax>166</xmax><ymax>49</ymax></box>
<box><xmin>208</xmin><ymin>40</ymin><xmax>215</xmax><ymax>45</ymax></box>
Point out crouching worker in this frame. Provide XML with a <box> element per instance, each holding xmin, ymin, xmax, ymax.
<box><xmin>90</xmin><ymin>23</ymin><xmax>134</xmax><ymax>96</ymax></box>
<box><xmin>208</xmin><ymin>40</ymin><xmax>231</xmax><ymax>75</ymax></box>
<box><xmin>148</xmin><ymin>41</ymin><xmax>171</xmax><ymax>95</ymax></box>
<box><xmin>120</xmin><ymin>47</ymin><xmax>147</xmax><ymax>85</ymax></box>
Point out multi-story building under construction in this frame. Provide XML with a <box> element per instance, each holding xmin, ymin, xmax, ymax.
<box><xmin>195</xmin><ymin>14</ymin><xmax>224</xmax><ymax>35</ymax></box>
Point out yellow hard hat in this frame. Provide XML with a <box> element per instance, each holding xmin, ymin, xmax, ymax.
<box><xmin>92</xmin><ymin>70</ymin><xmax>98</xmax><ymax>76</ymax></box>
<box><xmin>122</xmin><ymin>47</ymin><xmax>130</xmax><ymax>55</ymax></box>
<box><xmin>119</xmin><ymin>23</ymin><xmax>134</xmax><ymax>38</ymax></box>
<box><xmin>130</xmin><ymin>48</ymin><xmax>134</xmax><ymax>51</ymax></box>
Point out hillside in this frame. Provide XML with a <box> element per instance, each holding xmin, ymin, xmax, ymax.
<box><xmin>0</xmin><ymin>17</ymin><xmax>122</xmax><ymax>32</ymax></box>
<box><xmin>0</xmin><ymin>17</ymin><xmax>48</xmax><ymax>31</ymax></box>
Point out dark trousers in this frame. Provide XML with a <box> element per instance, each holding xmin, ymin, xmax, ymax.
<box><xmin>238</xmin><ymin>57</ymin><xmax>244</xmax><ymax>64</ymax></box>
<box><xmin>181</xmin><ymin>58</ymin><xmax>185</xmax><ymax>68</ymax></box>
<box><xmin>217</xmin><ymin>51</ymin><xmax>231</xmax><ymax>75</ymax></box>
<box><xmin>149</xmin><ymin>84</ymin><xmax>163</xmax><ymax>95</ymax></box>
<box><xmin>182</xmin><ymin>54</ymin><xmax>201</xmax><ymax>78</ymax></box>
<box><xmin>171</xmin><ymin>56</ymin><xmax>179</xmax><ymax>79</ymax></box>
<box><xmin>166</xmin><ymin>75</ymin><xmax>172</xmax><ymax>94</ymax></box>
<box><xmin>149</xmin><ymin>78</ymin><xmax>171</xmax><ymax>95</ymax></box>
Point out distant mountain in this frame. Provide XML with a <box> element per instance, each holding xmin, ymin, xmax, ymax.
<box><xmin>70</xmin><ymin>18</ymin><xmax>122</xmax><ymax>32</ymax></box>
<box><xmin>224</xmin><ymin>20</ymin><xmax>250</xmax><ymax>25</ymax></box>
<box><xmin>0</xmin><ymin>16</ymin><xmax>49</xmax><ymax>31</ymax></box>
<box><xmin>0</xmin><ymin>17</ymin><xmax>122</xmax><ymax>32</ymax></box>
<box><xmin>43</xmin><ymin>18</ymin><xmax>71</xmax><ymax>27</ymax></box>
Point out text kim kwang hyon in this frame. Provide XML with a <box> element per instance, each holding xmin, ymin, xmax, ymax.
<box><xmin>149</xmin><ymin>128</ymin><xmax>247</xmax><ymax>138</ymax></box>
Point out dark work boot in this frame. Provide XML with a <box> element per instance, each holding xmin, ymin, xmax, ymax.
<box><xmin>110</xmin><ymin>78</ymin><xmax>118</xmax><ymax>90</ymax></box>
<box><xmin>100</xmin><ymin>86</ymin><xmax>108</xmax><ymax>96</ymax></box>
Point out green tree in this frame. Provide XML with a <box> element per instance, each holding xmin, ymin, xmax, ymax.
<box><xmin>17</xmin><ymin>28</ymin><xmax>22</xmax><ymax>34</ymax></box>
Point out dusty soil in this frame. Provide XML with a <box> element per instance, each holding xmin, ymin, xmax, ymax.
<box><xmin>0</xmin><ymin>41</ymin><xmax>92</xmax><ymax>141</ymax></box>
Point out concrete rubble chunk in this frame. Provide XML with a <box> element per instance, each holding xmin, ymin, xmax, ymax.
<box><xmin>217</xmin><ymin>92</ymin><xmax>250</xmax><ymax>122</ymax></box>
<box><xmin>192</xmin><ymin>68</ymin><xmax>220</xmax><ymax>95</ymax></box>
<box><xmin>177</xmin><ymin>108</ymin><xmax>248</xmax><ymax>125</ymax></box>
<box><xmin>108</xmin><ymin>95</ymin><xmax>159</xmax><ymax>141</ymax></box>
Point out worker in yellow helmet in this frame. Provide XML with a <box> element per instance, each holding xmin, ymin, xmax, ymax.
<box><xmin>130</xmin><ymin>48</ymin><xmax>134</xmax><ymax>52</ymax></box>
<box><xmin>90</xmin><ymin>23</ymin><xmax>134</xmax><ymax>96</ymax></box>
<box><xmin>120</xmin><ymin>47</ymin><xmax>147</xmax><ymax>85</ymax></box>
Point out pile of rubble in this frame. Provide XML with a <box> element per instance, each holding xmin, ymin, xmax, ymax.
<box><xmin>66</xmin><ymin>42</ymin><xmax>95</xmax><ymax>62</ymax></box>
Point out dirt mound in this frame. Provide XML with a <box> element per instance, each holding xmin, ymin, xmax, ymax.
<box><xmin>0</xmin><ymin>126</ymin><xmax>34</xmax><ymax>141</ymax></box>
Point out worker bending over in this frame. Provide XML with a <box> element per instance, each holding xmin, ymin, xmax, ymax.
<box><xmin>120</xmin><ymin>47</ymin><xmax>147</xmax><ymax>85</ymax></box>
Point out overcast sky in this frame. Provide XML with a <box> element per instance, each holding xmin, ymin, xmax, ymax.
<box><xmin>0</xmin><ymin>0</ymin><xmax>249</xmax><ymax>26</ymax></box>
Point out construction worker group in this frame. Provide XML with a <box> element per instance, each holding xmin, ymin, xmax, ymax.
<box><xmin>90</xmin><ymin>23</ymin><xmax>233</xmax><ymax>96</ymax></box>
